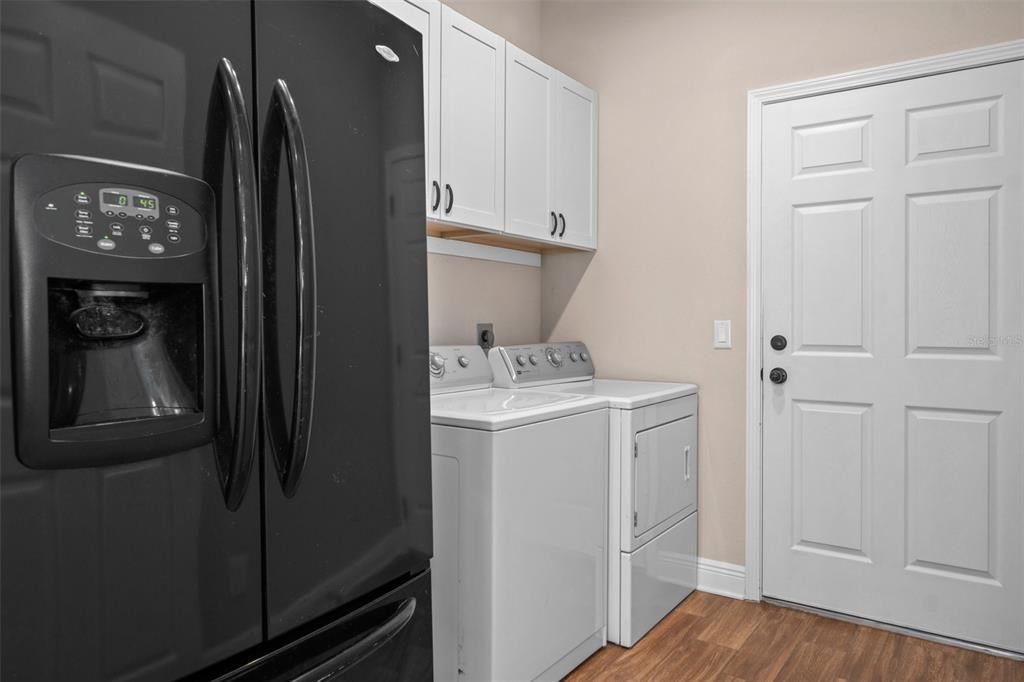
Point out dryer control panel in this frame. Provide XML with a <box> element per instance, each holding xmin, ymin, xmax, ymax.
<box><xmin>489</xmin><ymin>342</ymin><xmax>594</xmax><ymax>388</ymax></box>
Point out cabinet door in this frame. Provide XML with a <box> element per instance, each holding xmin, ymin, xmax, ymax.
<box><xmin>370</xmin><ymin>0</ymin><xmax>441</xmax><ymax>218</ymax></box>
<box><xmin>504</xmin><ymin>45</ymin><xmax>556</xmax><ymax>242</ymax></box>
<box><xmin>633</xmin><ymin>417</ymin><xmax>697</xmax><ymax>538</ymax></box>
<box><xmin>554</xmin><ymin>75</ymin><xmax>597</xmax><ymax>249</ymax></box>
<box><xmin>439</xmin><ymin>7</ymin><xmax>505</xmax><ymax>231</ymax></box>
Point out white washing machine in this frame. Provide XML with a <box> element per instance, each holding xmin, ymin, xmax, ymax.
<box><xmin>428</xmin><ymin>345</ymin><xmax>608</xmax><ymax>681</ymax></box>
<box><xmin>490</xmin><ymin>342</ymin><xmax>699</xmax><ymax>647</ymax></box>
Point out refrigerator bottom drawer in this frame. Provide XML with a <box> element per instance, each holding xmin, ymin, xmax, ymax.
<box><xmin>619</xmin><ymin>512</ymin><xmax>697</xmax><ymax>648</ymax></box>
<box><xmin>217</xmin><ymin>570</ymin><xmax>433</xmax><ymax>682</ymax></box>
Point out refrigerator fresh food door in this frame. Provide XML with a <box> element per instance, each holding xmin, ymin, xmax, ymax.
<box><xmin>0</xmin><ymin>2</ymin><xmax>263</xmax><ymax>680</ymax></box>
<box><xmin>255</xmin><ymin>0</ymin><xmax>432</xmax><ymax>638</ymax></box>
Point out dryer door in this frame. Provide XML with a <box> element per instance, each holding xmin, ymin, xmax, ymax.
<box><xmin>633</xmin><ymin>416</ymin><xmax>697</xmax><ymax>538</ymax></box>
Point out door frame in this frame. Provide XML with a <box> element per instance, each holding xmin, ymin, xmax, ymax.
<box><xmin>744</xmin><ymin>39</ymin><xmax>1024</xmax><ymax>601</ymax></box>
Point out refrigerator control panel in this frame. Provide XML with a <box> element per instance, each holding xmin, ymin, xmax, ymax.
<box><xmin>33</xmin><ymin>183</ymin><xmax>206</xmax><ymax>258</ymax></box>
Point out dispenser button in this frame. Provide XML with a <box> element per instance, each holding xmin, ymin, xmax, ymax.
<box><xmin>166</xmin><ymin>205</ymin><xmax>180</xmax><ymax>216</ymax></box>
<box><xmin>96</xmin><ymin>238</ymin><xmax>116</xmax><ymax>251</ymax></box>
<box><xmin>139</xmin><ymin>225</ymin><xmax>152</xmax><ymax>235</ymax></box>
<box><xmin>118</xmin><ymin>211</ymin><xmax>127</xmax><ymax>218</ymax></box>
<box><xmin>148</xmin><ymin>243</ymin><xmax>165</xmax><ymax>255</ymax></box>
<box><xmin>105</xmin><ymin>210</ymin><xmax>115</xmax><ymax>217</ymax></box>
<box><xmin>74</xmin><ymin>191</ymin><xmax>91</xmax><ymax>204</ymax></box>
<box><xmin>146</xmin><ymin>215</ymin><xmax>156</xmax><ymax>221</ymax></box>
<box><xmin>166</xmin><ymin>233</ymin><xmax>181</xmax><ymax>243</ymax></box>
<box><xmin>75</xmin><ymin>209</ymin><xmax>92</xmax><ymax>219</ymax></box>
<box><xmin>166</xmin><ymin>220</ymin><xmax>181</xmax><ymax>230</ymax></box>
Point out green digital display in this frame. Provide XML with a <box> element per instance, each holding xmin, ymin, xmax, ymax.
<box><xmin>103</xmin><ymin>191</ymin><xmax>128</xmax><ymax>206</ymax></box>
<box><xmin>133</xmin><ymin>196</ymin><xmax>157</xmax><ymax>211</ymax></box>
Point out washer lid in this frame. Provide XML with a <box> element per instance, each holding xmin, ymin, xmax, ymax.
<box><xmin>430</xmin><ymin>388</ymin><xmax>607</xmax><ymax>431</ymax></box>
<box><xmin>539</xmin><ymin>379</ymin><xmax>698</xmax><ymax>409</ymax></box>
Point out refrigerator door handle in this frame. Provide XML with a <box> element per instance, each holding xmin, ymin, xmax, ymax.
<box><xmin>205</xmin><ymin>57</ymin><xmax>262</xmax><ymax>511</ymax></box>
<box><xmin>292</xmin><ymin>598</ymin><xmax>417</xmax><ymax>682</ymax></box>
<box><xmin>260</xmin><ymin>78</ymin><xmax>317</xmax><ymax>498</ymax></box>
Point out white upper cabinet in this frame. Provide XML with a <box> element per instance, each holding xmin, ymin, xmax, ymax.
<box><xmin>505</xmin><ymin>50</ymin><xmax>597</xmax><ymax>250</ymax></box>
<box><xmin>504</xmin><ymin>45</ymin><xmax>556</xmax><ymax>242</ymax></box>
<box><xmin>553</xmin><ymin>75</ymin><xmax>597</xmax><ymax>250</ymax></box>
<box><xmin>381</xmin><ymin>2</ymin><xmax>597</xmax><ymax>250</ymax></box>
<box><xmin>370</xmin><ymin>0</ymin><xmax>442</xmax><ymax>218</ymax></box>
<box><xmin>439</xmin><ymin>7</ymin><xmax>505</xmax><ymax>231</ymax></box>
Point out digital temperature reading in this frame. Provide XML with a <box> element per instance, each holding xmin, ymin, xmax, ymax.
<box><xmin>102</xmin><ymin>191</ymin><xmax>128</xmax><ymax>207</ymax></box>
<box><xmin>133</xmin><ymin>196</ymin><xmax>157</xmax><ymax>211</ymax></box>
<box><xmin>100</xmin><ymin>188</ymin><xmax>159</xmax><ymax>215</ymax></box>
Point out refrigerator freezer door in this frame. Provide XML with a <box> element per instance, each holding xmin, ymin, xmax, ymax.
<box><xmin>255</xmin><ymin>1</ymin><xmax>432</xmax><ymax>637</ymax></box>
<box><xmin>0</xmin><ymin>2</ymin><xmax>263</xmax><ymax>680</ymax></box>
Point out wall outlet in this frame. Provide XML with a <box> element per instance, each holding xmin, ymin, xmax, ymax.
<box><xmin>477</xmin><ymin>323</ymin><xmax>495</xmax><ymax>350</ymax></box>
<box><xmin>713</xmin><ymin>320</ymin><xmax>732</xmax><ymax>349</ymax></box>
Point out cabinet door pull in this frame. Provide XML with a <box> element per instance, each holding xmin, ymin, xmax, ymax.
<box><xmin>445</xmin><ymin>184</ymin><xmax>453</xmax><ymax>214</ymax></box>
<box><xmin>431</xmin><ymin>181</ymin><xmax>441</xmax><ymax>211</ymax></box>
<box><xmin>550</xmin><ymin>211</ymin><xmax>557</xmax><ymax>236</ymax></box>
<box><xmin>558</xmin><ymin>213</ymin><xmax>566</xmax><ymax>237</ymax></box>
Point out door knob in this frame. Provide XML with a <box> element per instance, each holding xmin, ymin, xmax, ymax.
<box><xmin>768</xmin><ymin>367</ymin><xmax>788</xmax><ymax>385</ymax></box>
<box><xmin>770</xmin><ymin>334</ymin><xmax>787</xmax><ymax>351</ymax></box>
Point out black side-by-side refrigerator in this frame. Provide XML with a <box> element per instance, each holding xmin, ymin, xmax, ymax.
<box><xmin>0</xmin><ymin>1</ymin><xmax>433</xmax><ymax>679</ymax></box>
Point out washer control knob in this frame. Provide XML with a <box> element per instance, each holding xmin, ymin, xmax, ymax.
<box><xmin>516</xmin><ymin>354</ymin><xmax>527</xmax><ymax>367</ymax></box>
<box><xmin>546</xmin><ymin>348</ymin><xmax>564</xmax><ymax>367</ymax></box>
<box><xmin>429</xmin><ymin>352</ymin><xmax>446</xmax><ymax>377</ymax></box>
<box><xmin>529</xmin><ymin>354</ymin><xmax>538</xmax><ymax>365</ymax></box>
<box><xmin>580</xmin><ymin>351</ymin><xmax>589</xmax><ymax>362</ymax></box>
<box><xmin>570</xmin><ymin>351</ymin><xmax>579</xmax><ymax>362</ymax></box>
<box><xmin>458</xmin><ymin>355</ymin><xmax>470</xmax><ymax>368</ymax></box>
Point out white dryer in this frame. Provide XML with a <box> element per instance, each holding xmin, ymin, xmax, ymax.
<box><xmin>490</xmin><ymin>342</ymin><xmax>699</xmax><ymax>647</ymax></box>
<box><xmin>428</xmin><ymin>345</ymin><xmax>608</xmax><ymax>681</ymax></box>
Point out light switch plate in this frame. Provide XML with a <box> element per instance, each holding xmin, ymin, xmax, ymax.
<box><xmin>713</xmin><ymin>320</ymin><xmax>732</xmax><ymax>349</ymax></box>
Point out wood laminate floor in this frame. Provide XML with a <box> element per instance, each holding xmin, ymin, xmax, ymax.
<box><xmin>566</xmin><ymin>592</ymin><xmax>1024</xmax><ymax>682</ymax></box>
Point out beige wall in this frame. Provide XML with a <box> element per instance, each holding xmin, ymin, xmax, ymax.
<box><xmin>538</xmin><ymin>1</ymin><xmax>1024</xmax><ymax>565</ymax></box>
<box><xmin>426</xmin><ymin>0</ymin><xmax>545</xmax><ymax>346</ymax></box>
<box><xmin>427</xmin><ymin>253</ymin><xmax>542</xmax><ymax>344</ymax></box>
<box><xmin>426</xmin><ymin>0</ymin><xmax>1024</xmax><ymax>563</ymax></box>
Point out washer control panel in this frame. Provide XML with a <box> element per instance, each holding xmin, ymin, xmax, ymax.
<box><xmin>490</xmin><ymin>342</ymin><xmax>594</xmax><ymax>388</ymax></box>
<box><xmin>429</xmin><ymin>345</ymin><xmax>493</xmax><ymax>394</ymax></box>
<box><xmin>34</xmin><ymin>183</ymin><xmax>205</xmax><ymax>258</ymax></box>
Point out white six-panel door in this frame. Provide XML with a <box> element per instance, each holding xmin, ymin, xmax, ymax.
<box><xmin>761</xmin><ymin>61</ymin><xmax>1024</xmax><ymax>652</ymax></box>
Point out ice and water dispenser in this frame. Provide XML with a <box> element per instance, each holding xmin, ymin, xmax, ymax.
<box><xmin>11</xmin><ymin>154</ymin><xmax>217</xmax><ymax>468</ymax></box>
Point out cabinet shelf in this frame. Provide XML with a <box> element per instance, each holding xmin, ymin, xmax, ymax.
<box><xmin>427</xmin><ymin>220</ymin><xmax>579</xmax><ymax>254</ymax></box>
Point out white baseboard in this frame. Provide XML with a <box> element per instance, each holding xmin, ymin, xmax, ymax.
<box><xmin>697</xmin><ymin>557</ymin><xmax>746</xmax><ymax>600</ymax></box>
